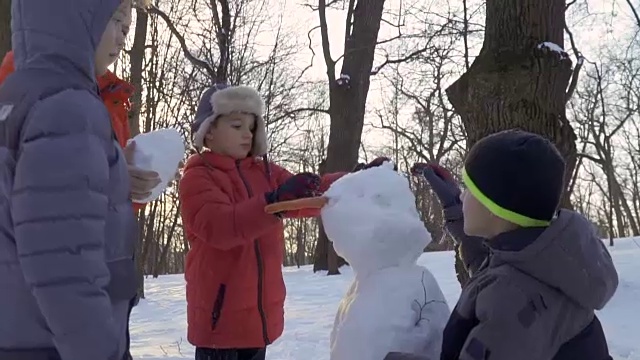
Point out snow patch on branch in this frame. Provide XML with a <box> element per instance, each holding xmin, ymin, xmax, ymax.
<box><xmin>336</xmin><ymin>73</ymin><xmax>351</xmax><ymax>87</ymax></box>
<box><xmin>537</xmin><ymin>42</ymin><xmax>569</xmax><ymax>59</ymax></box>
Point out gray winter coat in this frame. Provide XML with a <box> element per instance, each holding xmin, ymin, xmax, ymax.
<box><xmin>0</xmin><ymin>1</ymin><xmax>137</xmax><ymax>359</ymax></box>
<box><xmin>388</xmin><ymin>209</ymin><xmax>618</xmax><ymax>360</ymax></box>
<box><xmin>441</xmin><ymin>209</ymin><xmax>618</xmax><ymax>360</ymax></box>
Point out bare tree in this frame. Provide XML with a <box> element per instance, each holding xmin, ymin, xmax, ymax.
<box><xmin>444</xmin><ymin>0</ymin><xmax>581</xmax><ymax>286</ymax></box>
<box><xmin>0</xmin><ymin>0</ymin><xmax>10</xmax><ymax>56</ymax></box>
<box><xmin>308</xmin><ymin>0</ymin><xmax>388</xmax><ymax>274</ymax></box>
<box><xmin>280</xmin><ymin>100</ymin><xmax>329</xmax><ymax>267</ymax></box>
<box><xmin>311</xmin><ymin>0</ymin><xmax>445</xmax><ymax>274</ymax></box>
<box><xmin>112</xmin><ymin>0</ymin><xmax>329</xmax><ymax>279</ymax></box>
<box><xmin>571</xmin><ymin>60</ymin><xmax>639</xmax><ymax>244</ymax></box>
<box><xmin>373</xmin><ymin>35</ymin><xmax>465</xmax><ymax>247</ymax></box>
<box><xmin>128</xmin><ymin>5</ymin><xmax>150</xmax><ymax>138</ymax></box>
<box><xmin>621</xmin><ymin>121</ymin><xmax>640</xmax><ymax>226</ymax></box>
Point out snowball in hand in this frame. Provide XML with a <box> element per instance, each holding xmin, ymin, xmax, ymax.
<box><xmin>321</xmin><ymin>162</ymin><xmax>450</xmax><ymax>360</ymax></box>
<box><xmin>127</xmin><ymin>128</ymin><xmax>185</xmax><ymax>203</ymax></box>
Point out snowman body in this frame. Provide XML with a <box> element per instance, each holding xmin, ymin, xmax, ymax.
<box><xmin>321</xmin><ymin>163</ymin><xmax>450</xmax><ymax>360</ymax></box>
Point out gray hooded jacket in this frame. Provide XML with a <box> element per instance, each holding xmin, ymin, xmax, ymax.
<box><xmin>0</xmin><ymin>1</ymin><xmax>137</xmax><ymax>359</ymax></box>
<box><xmin>387</xmin><ymin>209</ymin><xmax>618</xmax><ymax>360</ymax></box>
<box><xmin>444</xmin><ymin>209</ymin><xmax>618</xmax><ymax>360</ymax></box>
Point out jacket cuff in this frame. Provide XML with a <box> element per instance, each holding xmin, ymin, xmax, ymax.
<box><xmin>443</xmin><ymin>202</ymin><xmax>463</xmax><ymax>222</ymax></box>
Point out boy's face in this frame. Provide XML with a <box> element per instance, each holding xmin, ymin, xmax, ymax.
<box><xmin>462</xmin><ymin>189</ymin><xmax>519</xmax><ymax>239</ymax></box>
<box><xmin>461</xmin><ymin>189</ymin><xmax>495</xmax><ymax>238</ymax></box>
<box><xmin>205</xmin><ymin>113</ymin><xmax>256</xmax><ymax>159</ymax></box>
<box><xmin>95</xmin><ymin>0</ymin><xmax>132</xmax><ymax>76</ymax></box>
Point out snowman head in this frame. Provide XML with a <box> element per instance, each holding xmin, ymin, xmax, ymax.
<box><xmin>320</xmin><ymin>162</ymin><xmax>432</xmax><ymax>274</ymax></box>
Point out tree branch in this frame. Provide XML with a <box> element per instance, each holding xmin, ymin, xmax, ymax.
<box><xmin>148</xmin><ymin>5</ymin><xmax>216</xmax><ymax>80</ymax></box>
<box><xmin>565</xmin><ymin>55</ymin><xmax>584</xmax><ymax>103</ymax></box>
<box><xmin>371</xmin><ymin>20</ymin><xmax>451</xmax><ymax>75</ymax></box>
<box><xmin>318</xmin><ymin>0</ymin><xmax>336</xmax><ymax>83</ymax></box>
<box><xmin>578</xmin><ymin>152</ymin><xmax>603</xmax><ymax>165</ymax></box>
<box><xmin>564</xmin><ymin>21</ymin><xmax>584</xmax><ymax>103</ymax></box>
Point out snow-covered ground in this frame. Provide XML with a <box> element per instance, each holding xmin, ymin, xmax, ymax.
<box><xmin>130</xmin><ymin>237</ymin><xmax>640</xmax><ymax>360</ymax></box>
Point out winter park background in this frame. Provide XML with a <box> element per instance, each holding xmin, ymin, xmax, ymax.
<box><xmin>2</xmin><ymin>0</ymin><xmax>639</xmax><ymax>358</ymax></box>
<box><xmin>110</xmin><ymin>0</ymin><xmax>640</xmax><ymax>358</ymax></box>
<box><xmin>130</xmin><ymin>236</ymin><xmax>640</xmax><ymax>359</ymax></box>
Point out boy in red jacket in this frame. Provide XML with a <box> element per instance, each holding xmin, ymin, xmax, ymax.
<box><xmin>180</xmin><ymin>83</ymin><xmax>366</xmax><ymax>360</ymax></box>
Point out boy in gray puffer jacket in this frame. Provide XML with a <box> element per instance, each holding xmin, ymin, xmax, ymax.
<box><xmin>389</xmin><ymin>129</ymin><xmax>618</xmax><ymax>360</ymax></box>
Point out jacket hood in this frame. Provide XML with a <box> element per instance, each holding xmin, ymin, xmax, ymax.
<box><xmin>490</xmin><ymin>210</ymin><xmax>619</xmax><ymax>310</ymax></box>
<box><xmin>191</xmin><ymin>84</ymin><xmax>268</xmax><ymax>156</ymax></box>
<box><xmin>11</xmin><ymin>0</ymin><xmax>121</xmax><ymax>85</ymax></box>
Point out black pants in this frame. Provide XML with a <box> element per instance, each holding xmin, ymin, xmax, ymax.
<box><xmin>0</xmin><ymin>348</ymin><xmax>61</xmax><ymax>360</ymax></box>
<box><xmin>122</xmin><ymin>295</ymin><xmax>138</xmax><ymax>360</ymax></box>
<box><xmin>195</xmin><ymin>347</ymin><xmax>266</xmax><ymax>360</ymax></box>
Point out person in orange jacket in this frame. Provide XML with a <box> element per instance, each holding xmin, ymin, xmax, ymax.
<box><xmin>179</xmin><ymin>83</ymin><xmax>391</xmax><ymax>360</ymax></box>
<box><xmin>0</xmin><ymin>47</ymin><xmax>162</xmax><ymax>360</ymax></box>
<box><xmin>179</xmin><ymin>83</ymin><xmax>338</xmax><ymax>360</ymax></box>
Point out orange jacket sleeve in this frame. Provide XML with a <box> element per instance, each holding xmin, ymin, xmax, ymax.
<box><xmin>271</xmin><ymin>164</ymin><xmax>347</xmax><ymax>218</ymax></box>
<box><xmin>132</xmin><ymin>202</ymin><xmax>144</xmax><ymax>213</ymax></box>
<box><xmin>0</xmin><ymin>51</ymin><xmax>15</xmax><ymax>85</ymax></box>
<box><xmin>179</xmin><ymin>168</ymin><xmax>282</xmax><ymax>250</ymax></box>
<box><xmin>97</xmin><ymin>71</ymin><xmax>142</xmax><ymax>212</ymax></box>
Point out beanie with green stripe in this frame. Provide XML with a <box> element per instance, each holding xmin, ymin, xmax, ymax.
<box><xmin>463</xmin><ymin>130</ymin><xmax>565</xmax><ymax>227</ymax></box>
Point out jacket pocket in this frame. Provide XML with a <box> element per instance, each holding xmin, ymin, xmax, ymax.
<box><xmin>211</xmin><ymin>284</ymin><xmax>227</xmax><ymax>330</ymax></box>
<box><xmin>106</xmin><ymin>258</ymin><xmax>138</xmax><ymax>302</ymax></box>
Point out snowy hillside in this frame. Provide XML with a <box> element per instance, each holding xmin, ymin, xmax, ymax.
<box><xmin>130</xmin><ymin>237</ymin><xmax>640</xmax><ymax>360</ymax></box>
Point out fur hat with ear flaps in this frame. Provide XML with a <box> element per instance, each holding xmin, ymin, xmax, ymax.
<box><xmin>191</xmin><ymin>83</ymin><xmax>268</xmax><ymax>156</ymax></box>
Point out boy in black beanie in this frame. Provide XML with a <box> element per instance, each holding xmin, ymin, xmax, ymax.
<box><xmin>389</xmin><ymin>130</ymin><xmax>618</xmax><ymax>360</ymax></box>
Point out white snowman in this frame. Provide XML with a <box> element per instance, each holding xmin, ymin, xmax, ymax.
<box><xmin>265</xmin><ymin>162</ymin><xmax>450</xmax><ymax>360</ymax></box>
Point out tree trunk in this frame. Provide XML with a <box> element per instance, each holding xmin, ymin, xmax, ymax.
<box><xmin>313</xmin><ymin>159</ymin><xmax>347</xmax><ymax>273</ymax></box>
<box><xmin>313</xmin><ymin>0</ymin><xmax>386</xmax><ymax>275</ymax></box>
<box><xmin>0</xmin><ymin>0</ymin><xmax>11</xmax><ymax>55</ymax></box>
<box><xmin>134</xmin><ymin>212</ymin><xmax>146</xmax><ymax>298</ymax></box>
<box><xmin>446</xmin><ymin>0</ymin><xmax>577</xmax><ymax>287</ymax></box>
<box><xmin>129</xmin><ymin>7</ymin><xmax>149</xmax><ymax>299</ymax></box>
<box><xmin>605</xmin><ymin>155</ymin><xmax>640</xmax><ymax>236</ymax></box>
<box><xmin>128</xmin><ymin>8</ymin><xmax>149</xmax><ymax>137</ymax></box>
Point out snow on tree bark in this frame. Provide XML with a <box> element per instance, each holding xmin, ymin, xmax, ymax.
<box><xmin>446</xmin><ymin>0</ymin><xmax>578</xmax><ymax>286</ymax></box>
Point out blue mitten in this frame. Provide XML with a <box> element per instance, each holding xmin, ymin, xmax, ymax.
<box><xmin>265</xmin><ymin>172</ymin><xmax>321</xmax><ymax>204</ymax></box>
<box><xmin>411</xmin><ymin>163</ymin><xmax>461</xmax><ymax>217</ymax></box>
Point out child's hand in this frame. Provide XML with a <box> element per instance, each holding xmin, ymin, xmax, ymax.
<box><xmin>352</xmin><ymin>156</ymin><xmax>397</xmax><ymax>172</ymax></box>
<box><xmin>411</xmin><ymin>162</ymin><xmax>460</xmax><ymax>208</ymax></box>
<box><xmin>269</xmin><ymin>172</ymin><xmax>321</xmax><ymax>203</ymax></box>
<box><xmin>124</xmin><ymin>141</ymin><xmax>162</xmax><ymax>201</ymax></box>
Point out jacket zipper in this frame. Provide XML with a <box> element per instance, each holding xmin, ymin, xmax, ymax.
<box><xmin>211</xmin><ymin>284</ymin><xmax>226</xmax><ymax>330</ymax></box>
<box><xmin>236</xmin><ymin>160</ymin><xmax>271</xmax><ymax>346</ymax></box>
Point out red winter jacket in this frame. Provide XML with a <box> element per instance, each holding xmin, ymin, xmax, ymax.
<box><xmin>179</xmin><ymin>151</ymin><xmax>344</xmax><ymax>349</ymax></box>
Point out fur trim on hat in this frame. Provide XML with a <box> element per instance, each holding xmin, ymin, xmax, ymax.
<box><xmin>193</xmin><ymin>85</ymin><xmax>268</xmax><ymax>156</ymax></box>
